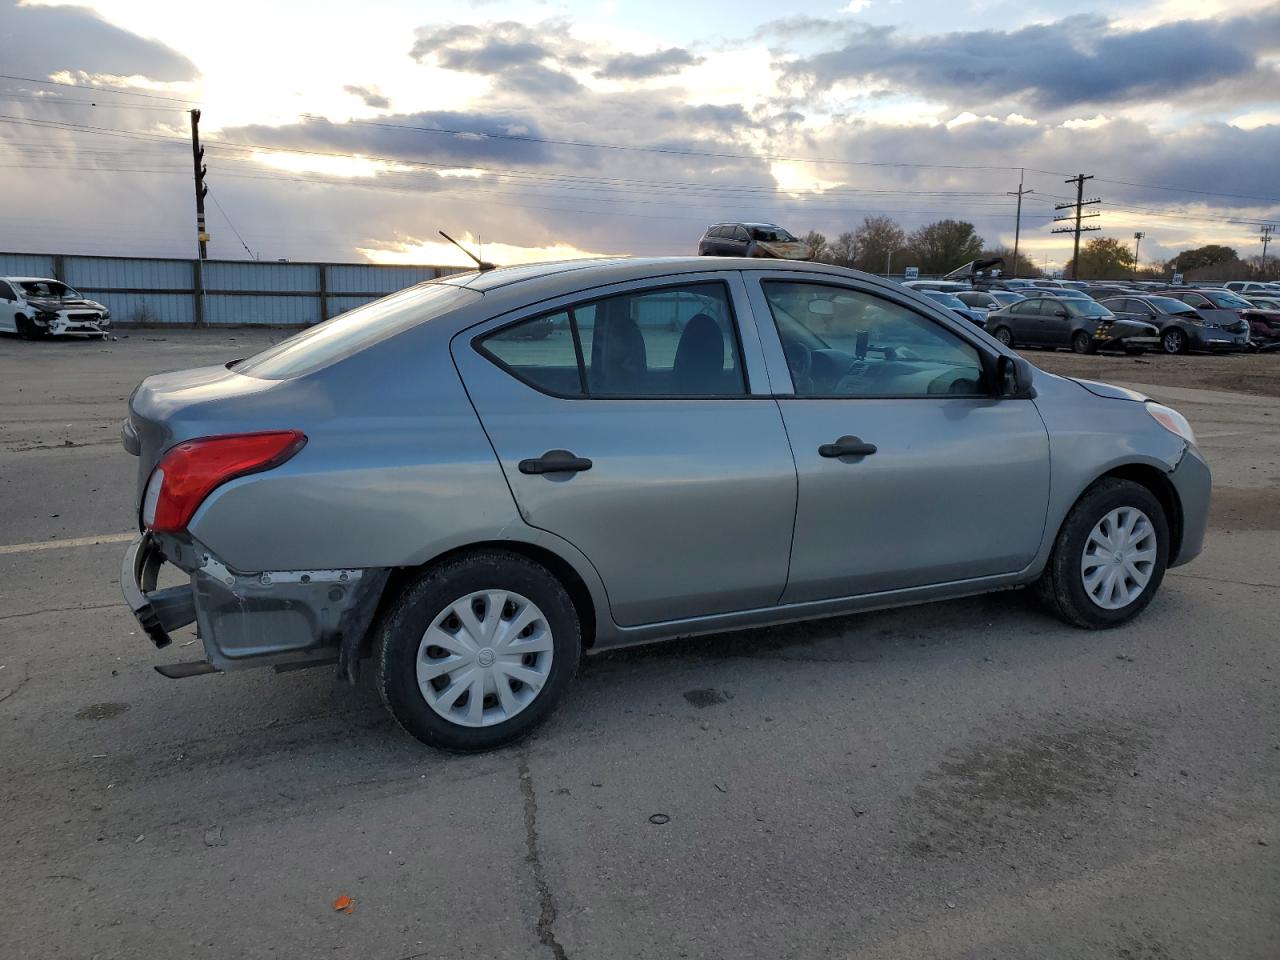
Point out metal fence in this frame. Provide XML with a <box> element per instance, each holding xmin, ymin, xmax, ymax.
<box><xmin>0</xmin><ymin>252</ymin><xmax>463</xmax><ymax>326</ymax></box>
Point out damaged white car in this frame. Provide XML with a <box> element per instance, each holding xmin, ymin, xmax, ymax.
<box><xmin>0</xmin><ymin>277</ymin><xmax>111</xmax><ymax>339</ymax></box>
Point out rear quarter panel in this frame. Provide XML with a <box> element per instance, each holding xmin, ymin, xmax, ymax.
<box><xmin>186</xmin><ymin>325</ymin><xmax>523</xmax><ymax>572</ymax></box>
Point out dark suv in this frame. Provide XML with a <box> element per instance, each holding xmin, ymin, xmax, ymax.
<box><xmin>698</xmin><ymin>223</ymin><xmax>814</xmax><ymax>260</ymax></box>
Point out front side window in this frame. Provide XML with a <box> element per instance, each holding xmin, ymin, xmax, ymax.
<box><xmin>733</xmin><ymin>226</ymin><xmax>751</xmax><ymax>242</ymax></box>
<box><xmin>0</xmin><ymin>280</ymin><xmax>14</xmax><ymax>300</ymax></box>
<box><xmin>1065</xmin><ymin>300</ymin><xmax>1112</xmax><ymax>318</ymax></box>
<box><xmin>479</xmin><ymin>282</ymin><xmax>745</xmax><ymax>398</ymax></box>
<box><xmin>1148</xmin><ymin>296</ymin><xmax>1197</xmax><ymax>315</ymax></box>
<box><xmin>1173</xmin><ymin>292</ymin><xmax>1211</xmax><ymax>308</ymax></box>
<box><xmin>762</xmin><ymin>281</ymin><xmax>984</xmax><ymax>398</ymax></box>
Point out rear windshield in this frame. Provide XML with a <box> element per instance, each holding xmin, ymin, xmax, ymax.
<box><xmin>1147</xmin><ymin>296</ymin><xmax>1197</xmax><ymax>315</ymax></box>
<box><xmin>925</xmin><ymin>292</ymin><xmax>967</xmax><ymax>309</ymax></box>
<box><xmin>234</xmin><ymin>282</ymin><xmax>478</xmax><ymax>379</ymax></box>
<box><xmin>1066</xmin><ymin>300</ymin><xmax>1112</xmax><ymax>318</ymax></box>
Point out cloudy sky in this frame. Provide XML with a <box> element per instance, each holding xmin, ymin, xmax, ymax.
<box><xmin>0</xmin><ymin>0</ymin><xmax>1276</xmax><ymax>270</ymax></box>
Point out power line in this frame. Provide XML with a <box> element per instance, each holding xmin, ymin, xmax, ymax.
<box><xmin>0</xmin><ymin>73</ymin><xmax>200</xmax><ymax>104</ymax></box>
<box><xmin>206</xmin><ymin>187</ymin><xmax>257</xmax><ymax>260</ymax></box>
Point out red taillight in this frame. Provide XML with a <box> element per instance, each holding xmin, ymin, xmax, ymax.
<box><xmin>144</xmin><ymin>430</ymin><xmax>307</xmax><ymax>533</ymax></box>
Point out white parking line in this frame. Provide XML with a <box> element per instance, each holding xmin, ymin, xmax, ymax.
<box><xmin>0</xmin><ymin>533</ymin><xmax>135</xmax><ymax>556</ymax></box>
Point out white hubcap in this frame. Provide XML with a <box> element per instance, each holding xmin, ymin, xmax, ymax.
<box><xmin>1081</xmin><ymin>506</ymin><xmax>1157</xmax><ymax>610</ymax></box>
<box><xmin>416</xmin><ymin>590</ymin><xmax>554</xmax><ymax>727</ymax></box>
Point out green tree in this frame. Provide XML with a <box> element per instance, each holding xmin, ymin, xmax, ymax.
<box><xmin>905</xmin><ymin>219</ymin><xmax>984</xmax><ymax>275</ymax></box>
<box><xmin>851</xmin><ymin>216</ymin><xmax>908</xmax><ymax>274</ymax></box>
<box><xmin>1168</xmin><ymin>244</ymin><xmax>1239</xmax><ymax>273</ymax></box>
<box><xmin>1064</xmin><ymin>237</ymin><xmax>1136</xmax><ymax>280</ymax></box>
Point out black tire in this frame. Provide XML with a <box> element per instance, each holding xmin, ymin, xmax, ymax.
<box><xmin>1071</xmin><ymin>331</ymin><xmax>1095</xmax><ymax>355</ymax></box>
<box><xmin>993</xmin><ymin>326</ymin><xmax>1014</xmax><ymax>347</ymax></box>
<box><xmin>1161</xmin><ymin>328</ymin><xmax>1188</xmax><ymax>355</ymax></box>
<box><xmin>1034</xmin><ymin>478</ymin><xmax>1169</xmax><ymax>629</ymax></box>
<box><xmin>376</xmin><ymin>550</ymin><xmax>582</xmax><ymax>752</ymax></box>
<box><xmin>15</xmin><ymin>314</ymin><xmax>41</xmax><ymax>341</ymax></box>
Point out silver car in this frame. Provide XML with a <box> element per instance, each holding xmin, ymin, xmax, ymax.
<box><xmin>121</xmin><ymin>258</ymin><xmax>1210</xmax><ymax>751</ymax></box>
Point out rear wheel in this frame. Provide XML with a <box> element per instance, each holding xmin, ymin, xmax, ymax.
<box><xmin>376</xmin><ymin>550</ymin><xmax>581</xmax><ymax>751</ymax></box>
<box><xmin>1035</xmin><ymin>478</ymin><xmax>1169</xmax><ymax>629</ymax></box>
<box><xmin>1161</xmin><ymin>328</ymin><xmax>1188</xmax><ymax>354</ymax></box>
<box><xmin>1071</xmin><ymin>331</ymin><xmax>1095</xmax><ymax>354</ymax></box>
<box><xmin>993</xmin><ymin>326</ymin><xmax>1014</xmax><ymax>347</ymax></box>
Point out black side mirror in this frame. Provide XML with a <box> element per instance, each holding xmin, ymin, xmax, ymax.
<box><xmin>1055</xmin><ymin>308</ymin><xmax>1069</xmax><ymax>318</ymax></box>
<box><xmin>997</xmin><ymin>355</ymin><xmax>1035</xmax><ymax>399</ymax></box>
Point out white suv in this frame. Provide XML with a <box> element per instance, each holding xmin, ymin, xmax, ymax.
<box><xmin>0</xmin><ymin>277</ymin><xmax>111</xmax><ymax>339</ymax></box>
<box><xmin>1224</xmin><ymin>281</ymin><xmax>1280</xmax><ymax>295</ymax></box>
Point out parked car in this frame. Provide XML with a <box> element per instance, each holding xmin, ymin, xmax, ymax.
<box><xmin>121</xmin><ymin>257</ymin><xmax>1209</xmax><ymax>751</ymax></box>
<box><xmin>1239</xmin><ymin>299</ymin><xmax>1280</xmax><ymax>351</ymax></box>
<box><xmin>0</xmin><ymin>277</ymin><xmax>111</xmax><ymax>339</ymax></box>
<box><xmin>1020</xmin><ymin>287</ymin><xmax>1092</xmax><ymax>300</ymax></box>
<box><xmin>1158</xmin><ymin>289</ymin><xmax>1252</xmax><ymax>352</ymax></box>
<box><xmin>1245</xmin><ymin>294</ymin><xmax>1280</xmax><ymax>312</ymax></box>
<box><xmin>986</xmin><ymin>296</ymin><xmax>1160</xmax><ymax>354</ymax></box>
<box><xmin>956</xmin><ymin>290</ymin><xmax>1024</xmax><ymax>311</ymax></box>
<box><xmin>919</xmin><ymin>289</ymin><xmax>988</xmax><ymax>327</ymax></box>
<box><xmin>995</xmin><ymin>278</ymin><xmax>1042</xmax><ymax>290</ymax></box>
<box><xmin>902</xmin><ymin>280</ymin><xmax>970</xmax><ymax>293</ymax></box>
<box><xmin>698</xmin><ymin>223</ymin><xmax>813</xmax><ymax>260</ymax></box>
<box><xmin>1224</xmin><ymin>281</ymin><xmax>1280</xmax><ymax>295</ymax></box>
<box><xmin>1099</xmin><ymin>294</ymin><xmax>1249</xmax><ymax>354</ymax></box>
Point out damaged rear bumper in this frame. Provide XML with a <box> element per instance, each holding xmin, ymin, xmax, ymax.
<box><xmin>121</xmin><ymin>534</ymin><xmax>388</xmax><ymax>679</ymax></box>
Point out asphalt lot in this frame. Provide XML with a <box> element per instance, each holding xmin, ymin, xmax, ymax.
<box><xmin>1</xmin><ymin>329</ymin><xmax>1277</xmax><ymax>960</ymax></box>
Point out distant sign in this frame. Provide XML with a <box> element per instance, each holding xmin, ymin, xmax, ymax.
<box><xmin>904</xmin><ymin>266</ymin><xmax>919</xmax><ymax>280</ymax></box>
<box><xmin>1172</xmin><ymin>271</ymin><xmax>1184</xmax><ymax>284</ymax></box>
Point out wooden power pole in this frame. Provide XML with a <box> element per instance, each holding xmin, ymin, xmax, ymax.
<box><xmin>1052</xmin><ymin>174</ymin><xmax>1100</xmax><ymax>279</ymax></box>
<box><xmin>189</xmin><ymin>109</ymin><xmax>209</xmax><ymax>259</ymax></box>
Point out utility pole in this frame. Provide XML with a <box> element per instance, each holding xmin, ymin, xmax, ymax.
<box><xmin>1262</xmin><ymin>224</ymin><xmax>1275</xmax><ymax>273</ymax></box>
<box><xmin>1052</xmin><ymin>174</ymin><xmax>1100</xmax><ymax>280</ymax></box>
<box><xmin>1006</xmin><ymin>168</ymin><xmax>1034</xmax><ymax>278</ymax></box>
<box><xmin>1133</xmin><ymin>231</ymin><xmax>1145</xmax><ymax>279</ymax></box>
<box><xmin>189</xmin><ymin>109</ymin><xmax>209</xmax><ymax>259</ymax></box>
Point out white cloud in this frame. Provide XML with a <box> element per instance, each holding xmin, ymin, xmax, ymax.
<box><xmin>842</xmin><ymin>1</ymin><xmax>872</xmax><ymax>12</ymax></box>
<box><xmin>1061</xmin><ymin>114</ymin><xmax>1113</xmax><ymax>130</ymax></box>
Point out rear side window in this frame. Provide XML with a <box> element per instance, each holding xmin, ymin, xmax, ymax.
<box><xmin>1013</xmin><ymin>300</ymin><xmax>1042</xmax><ymax>316</ymax></box>
<box><xmin>478</xmin><ymin>282</ymin><xmax>745</xmax><ymax>398</ymax></box>
<box><xmin>236</xmin><ymin>282</ymin><xmax>478</xmax><ymax>379</ymax></box>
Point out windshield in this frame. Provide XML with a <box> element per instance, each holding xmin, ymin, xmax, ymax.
<box><xmin>925</xmin><ymin>292</ymin><xmax>967</xmax><ymax>309</ymax></box>
<box><xmin>1204</xmin><ymin>291</ymin><xmax>1250</xmax><ymax>308</ymax></box>
<box><xmin>1249</xmin><ymin>297</ymin><xmax>1280</xmax><ymax>310</ymax></box>
<box><xmin>1065</xmin><ymin>300</ymin><xmax>1112</xmax><ymax>318</ymax></box>
<box><xmin>19</xmin><ymin>280</ymin><xmax>80</xmax><ymax>299</ymax></box>
<box><xmin>1148</xmin><ymin>296</ymin><xmax>1197</xmax><ymax>315</ymax></box>
<box><xmin>750</xmin><ymin>226</ymin><xmax>797</xmax><ymax>242</ymax></box>
<box><xmin>235</xmin><ymin>282</ymin><xmax>479</xmax><ymax>379</ymax></box>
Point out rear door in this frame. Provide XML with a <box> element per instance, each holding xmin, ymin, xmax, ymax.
<box><xmin>452</xmin><ymin>272</ymin><xmax>797</xmax><ymax>627</ymax></box>
<box><xmin>744</xmin><ymin>274</ymin><xmax>1050</xmax><ymax>601</ymax></box>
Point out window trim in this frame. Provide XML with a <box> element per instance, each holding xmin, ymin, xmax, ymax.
<box><xmin>472</xmin><ymin>278</ymin><xmax>753</xmax><ymax>401</ymax></box>
<box><xmin>758</xmin><ymin>277</ymin><xmax>995</xmax><ymax>401</ymax></box>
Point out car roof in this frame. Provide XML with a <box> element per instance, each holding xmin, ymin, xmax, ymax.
<box><xmin>434</xmin><ymin>256</ymin><xmax>849</xmax><ymax>295</ymax></box>
<box><xmin>1</xmin><ymin>276</ymin><xmax>61</xmax><ymax>284</ymax></box>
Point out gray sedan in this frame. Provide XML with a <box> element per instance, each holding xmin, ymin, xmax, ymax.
<box><xmin>121</xmin><ymin>258</ymin><xmax>1210</xmax><ymax>751</ymax></box>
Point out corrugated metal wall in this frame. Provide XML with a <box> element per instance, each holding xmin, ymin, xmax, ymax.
<box><xmin>0</xmin><ymin>252</ymin><xmax>459</xmax><ymax>326</ymax></box>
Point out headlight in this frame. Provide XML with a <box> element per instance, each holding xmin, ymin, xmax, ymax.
<box><xmin>1146</xmin><ymin>403</ymin><xmax>1196</xmax><ymax>446</ymax></box>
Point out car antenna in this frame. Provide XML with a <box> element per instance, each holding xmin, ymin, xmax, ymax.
<box><xmin>439</xmin><ymin>230</ymin><xmax>496</xmax><ymax>272</ymax></box>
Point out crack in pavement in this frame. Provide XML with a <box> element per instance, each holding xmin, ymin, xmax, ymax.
<box><xmin>519</xmin><ymin>748</ymin><xmax>568</xmax><ymax>960</ymax></box>
<box><xmin>0</xmin><ymin>663</ymin><xmax>31</xmax><ymax>705</ymax></box>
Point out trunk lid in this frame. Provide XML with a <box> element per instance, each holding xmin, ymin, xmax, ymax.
<box><xmin>124</xmin><ymin>363</ymin><xmax>286</xmax><ymax>509</ymax></box>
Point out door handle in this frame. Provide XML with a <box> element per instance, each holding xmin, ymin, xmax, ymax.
<box><xmin>819</xmin><ymin>436</ymin><xmax>878</xmax><ymax>458</ymax></box>
<box><xmin>518</xmin><ymin>449</ymin><xmax>593</xmax><ymax>475</ymax></box>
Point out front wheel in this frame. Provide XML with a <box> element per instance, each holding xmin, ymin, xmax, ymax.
<box><xmin>1071</xmin><ymin>331</ymin><xmax>1095</xmax><ymax>354</ymax></box>
<box><xmin>376</xmin><ymin>551</ymin><xmax>582</xmax><ymax>751</ymax></box>
<box><xmin>1035</xmin><ymin>478</ymin><xmax>1169</xmax><ymax>629</ymax></box>
<box><xmin>1161</xmin><ymin>328</ymin><xmax>1188</xmax><ymax>354</ymax></box>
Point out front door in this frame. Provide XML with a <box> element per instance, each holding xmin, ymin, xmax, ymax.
<box><xmin>746</xmin><ymin>275</ymin><xmax>1051</xmax><ymax>602</ymax></box>
<box><xmin>453</xmin><ymin>274</ymin><xmax>797</xmax><ymax>626</ymax></box>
